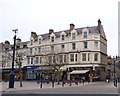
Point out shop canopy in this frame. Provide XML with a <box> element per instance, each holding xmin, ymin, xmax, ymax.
<box><xmin>70</xmin><ymin>70</ymin><xmax>89</xmax><ymax>74</ymax></box>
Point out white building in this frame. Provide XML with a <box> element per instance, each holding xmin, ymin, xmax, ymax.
<box><xmin>26</xmin><ymin>19</ymin><xmax>107</xmax><ymax>80</ymax></box>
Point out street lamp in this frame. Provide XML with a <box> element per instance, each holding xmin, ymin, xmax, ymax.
<box><xmin>9</xmin><ymin>29</ymin><xmax>18</xmax><ymax>88</ymax></box>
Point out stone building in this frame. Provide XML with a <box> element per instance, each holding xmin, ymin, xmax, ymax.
<box><xmin>26</xmin><ymin>19</ymin><xmax>107</xmax><ymax>80</ymax></box>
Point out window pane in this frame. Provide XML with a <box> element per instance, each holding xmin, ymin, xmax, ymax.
<box><xmin>62</xmin><ymin>35</ymin><xmax>65</xmax><ymax>40</ymax></box>
<box><xmin>31</xmin><ymin>58</ymin><xmax>33</xmax><ymax>64</ymax></box>
<box><xmin>72</xmin><ymin>43</ymin><xmax>76</xmax><ymax>50</ymax></box>
<box><xmin>40</xmin><ymin>57</ymin><xmax>42</xmax><ymax>64</ymax></box>
<box><xmin>39</xmin><ymin>38</ymin><xmax>41</xmax><ymax>44</ymax></box>
<box><xmin>75</xmin><ymin>54</ymin><xmax>77</xmax><ymax>62</ymax></box>
<box><xmin>94</xmin><ymin>41</ymin><xmax>98</xmax><ymax>49</ymax></box>
<box><xmin>70</xmin><ymin>54</ymin><xmax>74</xmax><ymax>62</ymax></box>
<box><xmin>82</xmin><ymin>53</ymin><xmax>86</xmax><ymax>61</ymax></box>
<box><xmin>72</xmin><ymin>33</ymin><xmax>76</xmax><ymax>40</ymax></box>
<box><xmin>36</xmin><ymin>57</ymin><xmax>39</xmax><ymax>64</ymax></box>
<box><xmin>94</xmin><ymin>53</ymin><xmax>98</xmax><ymax>61</ymax></box>
<box><xmin>83</xmin><ymin>32</ymin><xmax>87</xmax><ymax>38</ymax></box>
<box><xmin>59</xmin><ymin>55</ymin><xmax>63</xmax><ymax>63</ymax></box>
<box><xmin>51</xmin><ymin>36</ymin><xmax>54</xmax><ymax>42</ymax></box>
<box><xmin>83</xmin><ymin>41</ymin><xmax>87</xmax><ymax>48</ymax></box>
<box><xmin>61</xmin><ymin>44</ymin><xmax>65</xmax><ymax>49</ymax></box>
<box><xmin>88</xmin><ymin>53</ymin><xmax>90</xmax><ymax>61</ymax></box>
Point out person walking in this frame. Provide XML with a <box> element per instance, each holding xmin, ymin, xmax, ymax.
<box><xmin>82</xmin><ymin>76</ymin><xmax>85</xmax><ymax>85</ymax></box>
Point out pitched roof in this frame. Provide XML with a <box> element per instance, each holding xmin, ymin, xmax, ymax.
<box><xmin>38</xmin><ymin>26</ymin><xmax>100</xmax><ymax>40</ymax></box>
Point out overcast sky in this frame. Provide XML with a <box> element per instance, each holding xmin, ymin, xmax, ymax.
<box><xmin>0</xmin><ymin>0</ymin><xmax>119</xmax><ymax>56</ymax></box>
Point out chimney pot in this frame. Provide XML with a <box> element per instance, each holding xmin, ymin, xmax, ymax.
<box><xmin>49</xmin><ymin>29</ymin><xmax>54</xmax><ymax>34</ymax></box>
<box><xmin>69</xmin><ymin>23</ymin><xmax>75</xmax><ymax>31</ymax></box>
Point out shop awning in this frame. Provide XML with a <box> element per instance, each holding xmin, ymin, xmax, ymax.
<box><xmin>60</xmin><ymin>65</ymin><xmax>67</xmax><ymax>71</ymax></box>
<box><xmin>70</xmin><ymin>70</ymin><xmax>89</xmax><ymax>74</ymax></box>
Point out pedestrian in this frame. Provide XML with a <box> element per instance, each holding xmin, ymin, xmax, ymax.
<box><xmin>82</xmin><ymin>76</ymin><xmax>85</xmax><ymax>85</ymax></box>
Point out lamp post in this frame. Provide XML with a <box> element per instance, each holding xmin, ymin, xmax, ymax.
<box><xmin>9</xmin><ymin>29</ymin><xmax>18</xmax><ymax>88</ymax></box>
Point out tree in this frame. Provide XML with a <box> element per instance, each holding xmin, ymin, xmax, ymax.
<box><xmin>41</xmin><ymin>46</ymin><xmax>66</xmax><ymax>84</ymax></box>
<box><xmin>8</xmin><ymin>50</ymin><xmax>25</xmax><ymax>87</ymax></box>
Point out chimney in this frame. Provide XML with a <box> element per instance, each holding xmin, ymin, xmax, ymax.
<box><xmin>69</xmin><ymin>23</ymin><xmax>75</xmax><ymax>31</ymax></box>
<box><xmin>49</xmin><ymin>29</ymin><xmax>54</xmax><ymax>34</ymax></box>
<box><xmin>97</xmin><ymin>19</ymin><xmax>101</xmax><ymax>32</ymax></box>
<box><xmin>31</xmin><ymin>32</ymin><xmax>37</xmax><ymax>38</ymax></box>
<box><xmin>16</xmin><ymin>38</ymin><xmax>21</xmax><ymax>44</ymax></box>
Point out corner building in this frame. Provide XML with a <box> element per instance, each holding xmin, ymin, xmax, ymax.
<box><xmin>27</xmin><ymin>19</ymin><xmax>107</xmax><ymax>80</ymax></box>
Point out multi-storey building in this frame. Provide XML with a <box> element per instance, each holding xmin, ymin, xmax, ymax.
<box><xmin>0</xmin><ymin>39</ymin><xmax>28</xmax><ymax>81</ymax></box>
<box><xmin>26</xmin><ymin>19</ymin><xmax>107</xmax><ymax>80</ymax></box>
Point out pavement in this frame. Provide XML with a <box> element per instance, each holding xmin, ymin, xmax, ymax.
<box><xmin>1</xmin><ymin>81</ymin><xmax>120</xmax><ymax>94</ymax></box>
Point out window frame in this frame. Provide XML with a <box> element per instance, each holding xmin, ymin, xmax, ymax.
<box><xmin>83</xmin><ymin>31</ymin><xmax>87</xmax><ymax>38</ymax></box>
<box><xmin>82</xmin><ymin>53</ymin><xmax>86</xmax><ymax>61</ymax></box>
<box><xmin>70</xmin><ymin>54</ymin><xmax>74</xmax><ymax>62</ymax></box>
<box><xmin>72</xmin><ymin>42</ymin><xmax>76</xmax><ymax>50</ymax></box>
<box><xmin>94</xmin><ymin>53</ymin><xmax>98</xmax><ymax>61</ymax></box>
<box><xmin>83</xmin><ymin>41</ymin><xmax>88</xmax><ymax>49</ymax></box>
<box><xmin>72</xmin><ymin>32</ymin><xmax>76</xmax><ymax>40</ymax></box>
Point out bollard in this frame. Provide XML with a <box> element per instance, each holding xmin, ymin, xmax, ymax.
<box><xmin>62</xmin><ymin>81</ymin><xmax>64</xmax><ymax>87</ymax></box>
<box><xmin>52</xmin><ymin>80</ymin><xmax>54</xmax><ymax>88</ymax></box>
<box><xmin>69</xmin><ymin>80</ymin><xmax>71</xmax><ymax>86</ymax></box>
<box><xmin>40</xmin><ymin>80</ymin><xmax>42</xmax><ymax>88</ymax></box>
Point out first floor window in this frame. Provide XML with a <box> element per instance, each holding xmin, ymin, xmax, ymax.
<box><xmin>40</xmin><ymin>57</ymin><xmax>42</xmax><ymax>64</ymax></box>
<box><xmin>70</xmin><ymin>54</ymin><xmax>74</xmax><ymax>62</ymax></box>
<box><xmin>59</xmin><ymin>55</ymin><xmax>63</xmax><ymax>63</ymax></box>
<box><xmin>94</xmin><ymin>53</ymin><xmax>98</xmax><ymax>61</ymax></box>
<box><xmin>31</xmin><ymin>58</ymin><xmax>33</xmax><ymax>64</ymax></box>
<box><xmin>75</xmin><ymin>54</ymin><xmax>77</xmax><ymax>62</ymax></box>
<box><xmin>83</xmin><ymin>41</ymin><xmax>87</xmax><ymax>49</ymax></box>
<box><xmin>36</xmin><ymin>57</ymin><xmax>39</xmax><ymax>64</ymax></box>
<box><xmin>27</xmin><ymin>58</ymin><xmax>30</xmax><ymax>64</ymax></box>
<box><xmin>94</xmin><ymin>41</ymin><xmax>98</xmax><ymax>49</ymax></box>
<box><xmin>82</xmin><ymin>53</ymin><xmax>86</xmax><ymax>61</ymax></box>
<box><xmin>88</xmin><ymin>53</ymin><xmax>90</xmax><ymax>61</ymax></box>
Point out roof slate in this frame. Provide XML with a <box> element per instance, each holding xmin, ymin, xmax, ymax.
<box><xmin>38</xmin><ymin>26</ymin><xmax>100</xmax><ymax>40</ymax></box>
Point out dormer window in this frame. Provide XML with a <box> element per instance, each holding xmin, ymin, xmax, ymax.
<box><xmin>39</xmin><ymin>38</ymin><xmax>41</xmax><ymax>44</ymax></box>
<box><xmin>83</xmin><ymin>32</ymin><xmax>87</xmax><ymax>38</ymax></box>
<box><xmin>60</xmin><ymin>31</ymin><xmax>66</xmax><ymax>41</ymax></box>
<box><xmin>51</xmin><ymin>36</ymin><xmax>54</xmax><ymax>42</ymax></box>
<box><xmin>82</xmin><ymin>28</ymin><xmax>89</xmax><ymax>39</ymax></box>
<box><xmin>61</xmin><ymin>35</ymin><xmax>65</xmax><ymax>41</ymax></box>
<box><xmin>72</xmin><ymin>33</ymin><xmax>76</xmax><ymax>40</ymax></box>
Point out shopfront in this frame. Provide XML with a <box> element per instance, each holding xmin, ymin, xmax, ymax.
<box><xmin>23</xmin><ymin>66</ymin><xmax>40</xmax><ymax>80</ymax></box>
